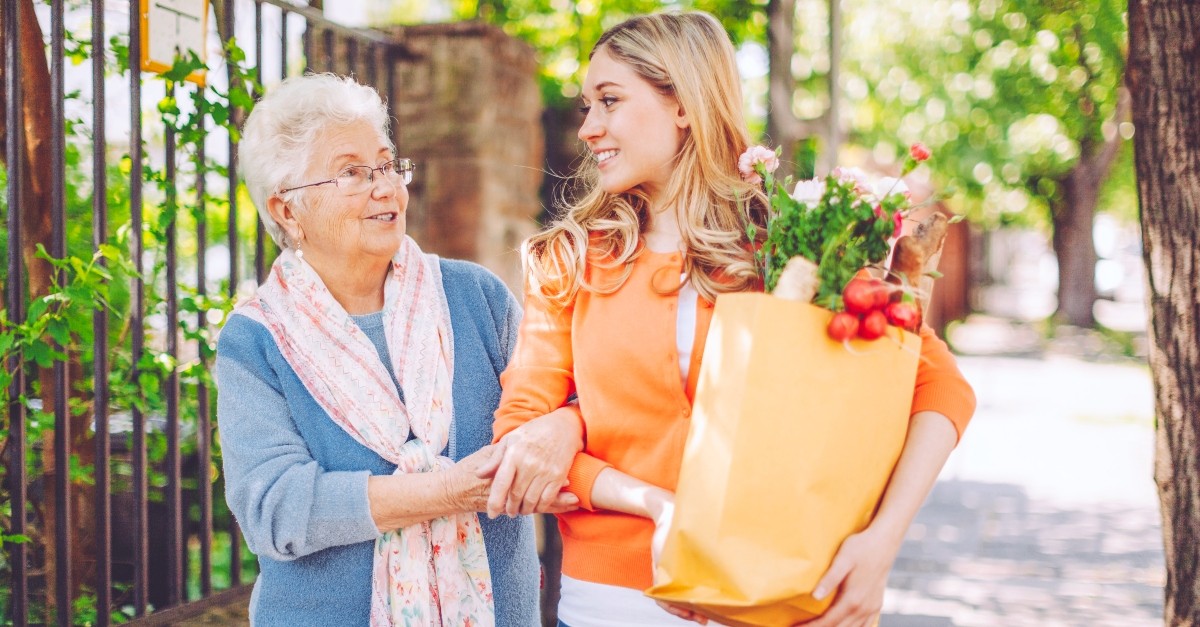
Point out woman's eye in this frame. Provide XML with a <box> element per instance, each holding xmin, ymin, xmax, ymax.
<box><xmin>578</xmin><ymin>104</ymin><xmax>591</xmax><ymax>115</ymax></box>
<box><xmin>338</xmin><ymin>167</ymin><xmax>366</xmax><ymax>181</ymax></box>
<box><xmin>600</xmin><ymin>96</ymin><xmax>618</xmax><ymax>108</ymax></box>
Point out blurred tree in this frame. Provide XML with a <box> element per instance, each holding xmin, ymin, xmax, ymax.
<box><xmin>1127</xmin><ymin>0</ymin><xmax>1200</xmax><ymax>623</ymax></box>
<box><xmin>360</xmin><ymin>0</ymin><xmax>766</xmax><ymax>219</ymax></box>
<box><xmin>841</xmin><ymin>0</ymin><xmax>1128</xmax><ymax>327</ymax></box>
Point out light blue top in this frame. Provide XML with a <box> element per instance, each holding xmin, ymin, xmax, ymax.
<box><xmin>216</xmin><ymin>258</ymin><xmax>539</xmax><ymax>626</ymax></box>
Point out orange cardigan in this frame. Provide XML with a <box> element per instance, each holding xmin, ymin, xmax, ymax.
<box><xmin>494</xmin><ymin>247</ymin><xmax>976</xmax><ymax>590</ymax></box>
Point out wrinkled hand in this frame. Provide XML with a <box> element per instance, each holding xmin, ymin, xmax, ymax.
<box><xmin>447</xmin><ymin>442</ymin><xmax>507</xmax><ymax>513</ymax></box>
<box><xmin>792</xmin><ymin>527</ymin><xmax>901</xmax><ymax>627</ymax></box>
<box><xmin>487</xmin><ymin>407</ymin><xmax>584</xmax><ymax>518</ymax></box>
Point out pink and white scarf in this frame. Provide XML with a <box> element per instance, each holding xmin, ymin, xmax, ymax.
<box><xmin>238</xmin><ymin>236</ymin><xmax>494</xmax><ymax>626</ymax></box>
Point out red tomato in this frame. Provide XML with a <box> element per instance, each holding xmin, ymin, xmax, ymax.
<box><xmin>858</xmin><ymin>310</ymin><xmax>888</xmax><ymax>340</ymax></box>
<box><xmin>827</xmin><ymin>312</ymin><xmax>860</xmax><ymax>342</ymax></box>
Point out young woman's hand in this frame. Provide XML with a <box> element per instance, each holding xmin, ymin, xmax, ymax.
<box><xmin>791</xmin><ymin>526</ymin><xmax>903</xmax><ymax>627</ymax></box>
<box><xmin>487</xmin><ymin>406</ymin><xmax>584</xmax><ymax>517</ymax></box>
<box><xmin>655</xmin><ymin>601</ymin><xmax>709</xmax><ymax>625</ymax></box>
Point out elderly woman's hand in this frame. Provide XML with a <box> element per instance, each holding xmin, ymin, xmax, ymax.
<box><xmin>487</xmin><ymin>406</ymin><xmax>585</xmax><ymax>518</ymax></box>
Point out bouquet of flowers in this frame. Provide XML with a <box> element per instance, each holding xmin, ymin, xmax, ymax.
<box><xmin>741</xmin><ymin>142</ymin><xmax>954</xmax><ymax>342</ymax></box>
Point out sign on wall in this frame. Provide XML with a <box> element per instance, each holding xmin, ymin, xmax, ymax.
<box><xmin>140</xmin><ymin>0</ymin><xmax>210</xmax><ymax>86</ymax></box>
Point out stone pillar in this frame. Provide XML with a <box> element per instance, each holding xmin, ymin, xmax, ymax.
<box><xmin>382</xmin><ymin>22</ymin><xmax>544</xmax><ymax>292</ymax></box>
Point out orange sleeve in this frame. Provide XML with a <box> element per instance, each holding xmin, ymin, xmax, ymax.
<box><xmin>911</xmin><ymin>325</ymin><xmax>976</xmax><ymax>442</ymax></box>
<box><xmin>494</xmin><ymin>285</ymin><xmax>576</xmax><ymax>440</ymax></box>
<box><xmin>493</xmin><ymin>285</ymin><xmax>613</xmax><ymax>509</ymax></box>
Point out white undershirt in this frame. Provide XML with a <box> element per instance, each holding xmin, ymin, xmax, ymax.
<box><xmin>558</xmin><ymin>275</ymin><xmax>699</xmax><ymax>627</ymax></box>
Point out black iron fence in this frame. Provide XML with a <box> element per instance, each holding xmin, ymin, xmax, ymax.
<box><xmin>1</xmin><ymin>1</ymin><xmax>407</xmax><ymax>624</ymax></box>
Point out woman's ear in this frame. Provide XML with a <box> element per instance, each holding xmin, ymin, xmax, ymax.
<box><xmin>267</xmin><ymin>195</ymin><xmax>303</xmax><ymax>245</ymax></box>
<box><xmin>675</xmin><ymin>103</ymin><xmax>690</xmax><ymax>130</ymax></box>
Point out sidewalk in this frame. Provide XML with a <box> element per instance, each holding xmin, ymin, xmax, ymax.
<box><xmin>882</xmin><ymin>331</ymin><xmax>1164</xmax><ymax>625</ymax></box>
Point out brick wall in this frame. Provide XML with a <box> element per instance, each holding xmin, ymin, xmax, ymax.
<box><xmin>381</xmin><ymin>22</ymin><xmax>545</xmax><ymax>293</ymax></box>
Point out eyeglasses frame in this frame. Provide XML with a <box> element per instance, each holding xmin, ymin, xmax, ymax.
<box><xmin>277</xmin><ymin>157</ymin><xmax>415</xmax><ymax>195</ymax></box>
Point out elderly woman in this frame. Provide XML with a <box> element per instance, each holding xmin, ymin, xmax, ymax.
<box><xmin>216</xmin><ymin>73</ymin><xmax>576</xmax><ymax>626</ymax></box>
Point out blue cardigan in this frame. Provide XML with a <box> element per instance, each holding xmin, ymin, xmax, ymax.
<box><xmin>216</xmin><ymin>259</ymin><xmax>539</xmax><ymax>626</ymax></box>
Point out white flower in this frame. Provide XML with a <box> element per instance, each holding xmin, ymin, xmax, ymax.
<box><xmin>873</xmin><ymin>177</ymin><xmax>910</xmax><ymax>200</ymax></box>
<box><xmin>790</xmin><ymin>178</ymin><xmax>826</xmax><ymax>206</ymax></box>
<box><xmin>831</xmin><ymin>166</ymin><xmax>873</xmax><ymax>193</ymax></box>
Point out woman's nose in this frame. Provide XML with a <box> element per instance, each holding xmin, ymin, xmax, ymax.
<box><xmin>370</xmin><ymin>171</ymin><xmax>399</xmax><ymax>199</ymax></box>
<box><xmin>578</xmin><ymin>109</ymin><xmax>603</xmax><ymax>143</ymax></box>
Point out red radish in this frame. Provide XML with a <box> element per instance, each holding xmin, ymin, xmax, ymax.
<box><xmin>885</xmin><ymin>301</ymin><xmax>920</xmax><ymax>331</ymax></box>
<box><xmin>842</xmin><ymin>279</ymin><xmax>889</xmax><ymax>314</ymax></box>
<box><xmin>827</xmin><ymin>312</ymin><xmax>860</xmax><ymax>342</ymax></box>
<box><xmin>858</xmin><ymin>310</ymin><xmax>888</xmax><ymax>340</ymax></box>
<box><xmin>866</xmin><ymin>279</ymin><xmax>891</xmax><ymax>310</ymax></box>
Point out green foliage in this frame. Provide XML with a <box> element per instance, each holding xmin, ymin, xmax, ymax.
<box><xmin>838</xmin><ymin>0</ymin><xmax>1128</xmax><ymax>226</ymax></box>
<box><xmin>371</xmin><ymin>0</ymin><xmax>765</xmax><ymax>110</ymax></box>
<box><xmin>0</xmin><ymin>25</ymin><xmax>261</xmax><ymax>618</ymax></box>
<box><xmin>751</xmin><ymin>148</ymin><xmax>914</xmax><ymax>309</ymax></box>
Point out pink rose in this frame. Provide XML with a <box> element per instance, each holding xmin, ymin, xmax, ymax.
<box><xmin>909</xmin><ymin>142</ymin><xmax>931</xmax><ymax>162</ymax></box>
<box><xmin>739</xmin><ymin>145</ymin><xmax>779</xmax><ymax>183</ymax></box>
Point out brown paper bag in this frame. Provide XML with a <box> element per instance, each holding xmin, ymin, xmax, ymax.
<box><xmin>645</xmin><ymin>292</ymin><xmax>920</xmax><ymax>627</ymax></box>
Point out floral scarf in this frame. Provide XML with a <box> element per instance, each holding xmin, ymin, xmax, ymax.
<box><xmin>238</xmin><ymin>236</ymin><xmax>494</xmax><ymax>626</ymax></box>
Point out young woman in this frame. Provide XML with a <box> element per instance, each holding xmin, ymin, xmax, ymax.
<box><xmin>490</xmin><ymin>12</ymin><xmax>976</xmax><ymax>627</ymax></box>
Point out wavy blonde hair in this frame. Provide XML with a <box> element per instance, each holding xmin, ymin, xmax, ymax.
<box><xmin>524</xmin><ymin>11</ymin><xmax>769</xmax><ymax>307</ymax></box>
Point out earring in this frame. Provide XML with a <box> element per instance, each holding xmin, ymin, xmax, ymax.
<box><xmin>295</xmin><ymin>245</ymin><xmax>304</xmax><ymax>261</ymax></box>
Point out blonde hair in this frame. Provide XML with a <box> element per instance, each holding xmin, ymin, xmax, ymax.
<box><xmin>524</xmin><ymin>11</ymin><xmax>768</xmax><ymax>307</ymax></box>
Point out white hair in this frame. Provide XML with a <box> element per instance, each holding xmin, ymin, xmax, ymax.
<box><xmin>238</xmin><ymin>73</ymin><xmax>392</xmax><ymax>248</ymax></box>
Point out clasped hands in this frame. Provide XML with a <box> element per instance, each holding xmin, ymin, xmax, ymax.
<box><xmin>483</xmin><ymin>406</ymin><xmax>585</xmax><ymax>518</ymax></box>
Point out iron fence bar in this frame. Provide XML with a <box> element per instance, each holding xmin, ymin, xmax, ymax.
<box><xmin>322</xmin><ymin>28</ymin><xmax>333</xmax><ymax>72</ymax></box>
<box><xmin>366</xmin><ymin>44</ymin><xmax>378</xmax><ymax>95</ymax></box>
<box><xmin>280</xmin><ymin>4</ymin><xmax>288</xmax><ymax>82</ymax></box>
<box><xmin>225</xmin><ymin>0</ymin><xmax>239</xmax><ymax>301</ymax></box>
<box><xmin>128</xmin><ymin>0</ymin><xmax>149</xmax><ymax>615</ymax></box>
<box><xmin>347</xmin><ymin>37</ymin><xmax>358</xmax><ymax>78</ymax></box>
<box><xmin>91</xmin><ymin>0</ymin><xmax>112</xmax><ymax>623</ymax></box>
<box><xmin>301</xmin><ymin>9</ymin><xmax>311</xmax><ymax>73</ymax></box>
<box><xmin>196</xmin><ymin>110</ymin><xmax>214</xmax><ymax>598</ymax></box>
<box><xmin>253</xmin><ymin>1</ymin><xmax>265</xmax><ymax>283</ymax></box>
<box><xmin>386</xmin><ymin>48</ymin><xmax>397</xmax><ymax>146</ymax></box>
<box><xmin>225</xmin><ymin>0</ymin><xmax>244</xmax><ymax>587</ymax></box>
<box><xmin>163</xmin><ymin>82</ymin><xmax>183</xmax><ymax>608</ymax></box>
<box><xmin>258</xmin><ymin>0</ymin><xmax>392</xmax><ymax>44</ymax></box>
<box><xmin>49</xmin><ymin>0</ymin><xmax>72</xmax><ymax>621</ymax></box>
<box><xmin>4</xmin><ymin>0</ymin><xmax>29</xmax><ymax>622</ymax></box>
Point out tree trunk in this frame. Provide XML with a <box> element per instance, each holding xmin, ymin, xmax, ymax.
<box><xmin>1049</xmin><ymin>89</ymin><xmax>1128</xmax><ymax>328</ymax></box>
<box><xmin>1127</xmin><ymin>0</ymin><xmax>1200</xmax><ymax>624</ymax></box>
<box><xmin>1050</xmin><ymin>168</ymin><xmax>1100</xmax><ymax>327</ymax></box>
<box><xmin>766</xmin><ymin>0</ymin><xmax>806</xmax><ymax>180</ymax></box>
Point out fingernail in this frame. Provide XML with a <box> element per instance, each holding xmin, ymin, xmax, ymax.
<box><xmin>812</xmin><ymin>586</ymin><xmax>827</xmax><ymax>600</ymax></box>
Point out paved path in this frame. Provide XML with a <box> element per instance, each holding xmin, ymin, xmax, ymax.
<box><xmin>882</xmin><ymin>353</ymin><xmax>1164</xmax><ymax>626</ymax></box>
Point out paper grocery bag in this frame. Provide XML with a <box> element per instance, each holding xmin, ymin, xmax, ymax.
<box><xmin>645</xmin><ymin>292</ymin><xmax>920</xmax><ymax>627</ymax></box>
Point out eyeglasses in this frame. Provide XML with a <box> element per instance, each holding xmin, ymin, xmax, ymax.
<box><xmin>278</xmin><ymin>158</ymin><xmax>415</xmax><ymax>196</ymax></box>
